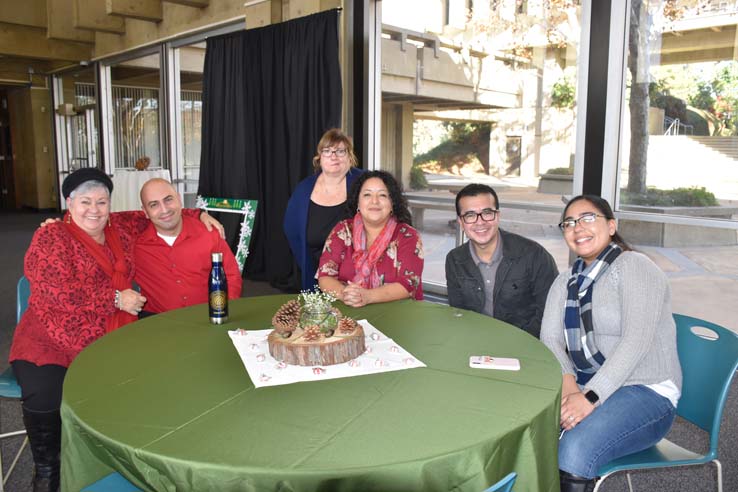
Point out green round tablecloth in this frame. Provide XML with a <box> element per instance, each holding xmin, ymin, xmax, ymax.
<box><xmin>61</xmin><ymin>296</ymin><xmax>561</xmax><ymax>492</ymax></box>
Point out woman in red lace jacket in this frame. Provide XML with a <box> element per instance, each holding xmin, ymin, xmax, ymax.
<box><xmin>10</xmin><ymin>168</ymin><xmax>217</xmax><ymax>492</ymax></box>
<box><xmin>10</xmin><ymin>168</ymin><xmax>144</xmax><ymax>491</ymax></box>
<box><xmin>317</xmin><ymin>170</ymin><xmax>424</xmax><ymax>306</ymax></box>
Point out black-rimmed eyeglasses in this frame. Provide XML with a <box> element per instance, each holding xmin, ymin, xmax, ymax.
<box><xmin>558</xmin><ymin>212</ymin><xmax>607</xmax><ymax>231</ymax></box>
<box><xmin>321</xmin><ymin>148</ymin><xmax>348</xmax><ymax>157</ymax></box>
<box><xmin>460</xmin><ymin>209</ymin><xmax>499</xmax><ymax>224</ymax></box>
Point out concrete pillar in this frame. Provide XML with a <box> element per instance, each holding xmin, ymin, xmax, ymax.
<box><xmin>380</xmin><ymin>103</ymin><xmax>401</xmax><ymax>176</ymax></box>
<box><xmin>380</xmin><ymin>102</ymin><xmax>414</xmax><ymax>189</ymax></box>
<box><xmin>399</xmin><ymin>102</ymin><xmax>414</xmax><ymax>189</ymax></box>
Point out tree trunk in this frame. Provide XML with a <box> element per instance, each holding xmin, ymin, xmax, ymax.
<box><xmin>627</xmin><ymin>0</ymin><xmax>649</xmax><ymax>195</ymax></box>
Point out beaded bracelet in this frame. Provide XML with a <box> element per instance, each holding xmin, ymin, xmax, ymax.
<box><xmin>114</xmin><ymin>290</ymin><xmax>121</xmax><ymax>310</ymax></box>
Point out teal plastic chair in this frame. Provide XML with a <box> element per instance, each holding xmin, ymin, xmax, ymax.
<box><xmin>12</xmin><ymin>277</ymin><xmax>139</xmax><ymax>492</ymax></box>
<box><xmin>81</xmin><ymin>472</ymin><xmax>141</xmax><ymax>492</ymax></box>
<box><xmin>483</xmin><ymin>472</ymin><xmax>517</xmax><ymax>492</ymax></box>
<box><xmin>594</xmin><ymin>314</ymin><xmax>738</xmax><ymax>492</ymax></box>
<box><xmin>0</xmin><ymin>277</ymin><xmax>31</xmax><ymax>492</ymax></box>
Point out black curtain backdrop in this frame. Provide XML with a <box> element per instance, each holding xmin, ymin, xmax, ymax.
<box><xmin>199</xmin><ymin>10</ymin><xmax>342</xmax><ymax>290</ymax></box>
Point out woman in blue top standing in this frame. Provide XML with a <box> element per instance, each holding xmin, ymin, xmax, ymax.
<box><xmin>284</xmin><ymin>129</ymin><xmax>363</xmax><ymax>290</ymax></box>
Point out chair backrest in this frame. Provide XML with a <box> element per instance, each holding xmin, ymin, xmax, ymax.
<box><xmin>17</xmin><ymin>276</ymin><xmax>30</xmax><ymax>323</ymax></box>
<box><xmin>196</xmin><ymin>196</ymin><xmax>258</xmax><ymax>273</ymax></box>
<box><xmin>673</xmin><ymin>313</ymin><xmax>738</xmax><ymax>459</ymax></box>
<box><xmin>483</xmin><ymin>472</ymin><xmax>517</xmax><ymax>492</ymax></box>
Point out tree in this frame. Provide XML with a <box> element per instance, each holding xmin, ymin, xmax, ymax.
<box><xmin>622</xmin><ymin>0</ymin><xmax>695</xmax><ymax>193</ymax></box>
<box><xmin>685</xmin><ymin>62</ymin><xmax>738</xmax><ymax>135</ymax></box>
<box><xmin>627</xmin><ymin>0</ymin><xmax>650</xmax><ymax>194</ymax></box>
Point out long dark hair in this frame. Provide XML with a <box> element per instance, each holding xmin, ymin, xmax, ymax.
<box><xmin>562</xmin><ymin>195</ymin><xmax>632</xmax><ymax>252</ymax></box>
<box><xmin>347</xmin><ymin>170</ymin><xmax>413</xmax><ymax>226</ymax></box>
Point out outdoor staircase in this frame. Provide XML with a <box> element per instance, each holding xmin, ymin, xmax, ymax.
<box><xmin>635</xmin><ymin>136</ymin><xmax>738</xmax><ymax>200</ymax></box>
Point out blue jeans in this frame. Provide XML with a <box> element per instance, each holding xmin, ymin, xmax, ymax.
<box><xmin>559</xmin><ymin>385</ymin><xmax>677</xmax><ymax>478</ymax></box>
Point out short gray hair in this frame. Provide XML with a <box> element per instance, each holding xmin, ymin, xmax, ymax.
<box><xmin>69</xmin><ymin>180</ymin><xmax>111</xmax><ymax>199</ymax></box>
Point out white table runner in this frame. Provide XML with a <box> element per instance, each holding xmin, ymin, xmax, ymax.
<box><xmin>228</xmin><ymin>320</ymin><xmax>426</xmax><ymax>388</ymax></box>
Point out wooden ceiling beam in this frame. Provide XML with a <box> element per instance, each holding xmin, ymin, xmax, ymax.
<box><xmin>47</xmin><ymin>0</ymin><xmax>95</xmax><ymax>44</ymax></box>
<box><xmin>106</xmin><ymin>0</ymin><xmax>163</xmax><ymax>23</ymax></box>
<box><xmin>0</xmin><ymin>0</ymin><xmax>47</xmax><ymax>28</ymax></box>
<box><xmin>0</xmin><ymin>22</ymin><xmax>92</xmax><ymax>62</ymax></box>
<box><xmin>74</xmin><ymin>0</ymin><xmax>126</xmax><ymax>34</ymax></box>
<box><xmin>162</xmin><ymin>0</ymin><xmax>209</xmax><ymax>7</ymax></box>
<box><xmin>0</xmin><ymin>57</ymin><xmax>72</xmax><ymax>86</ymax></box>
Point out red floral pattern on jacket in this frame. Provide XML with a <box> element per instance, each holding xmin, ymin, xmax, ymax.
<box><xmin>317</xmin><ymin>219</ymin><xmax>424</xmax><ymax>300</ymax></box>
<box><xmin>10</xmin><ymin>213</ymin><xmax>152</xmax><ymax>367</ymax></box>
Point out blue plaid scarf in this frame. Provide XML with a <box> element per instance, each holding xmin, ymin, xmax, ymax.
<box><xmin>564</xmin><ymin>242</ymin><xmax>622</xmax><ymax>380</ymax></box>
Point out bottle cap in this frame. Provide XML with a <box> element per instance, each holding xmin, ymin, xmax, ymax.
<box><xmin>211</xmin><ymin>252</ymin><xmax>223</xmax><ymax>262</ymax></box>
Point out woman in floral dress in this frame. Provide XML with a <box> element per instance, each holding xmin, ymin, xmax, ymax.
<box><xmin>317</xmin><ymin>170</ymin><xmax>424</xmax><ymax>307</ymax></box>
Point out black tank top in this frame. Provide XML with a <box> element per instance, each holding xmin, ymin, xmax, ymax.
<box><xmin>307</xmin><ymin>200</ymin><xmax>348</xmax><ymax>268</ymax></box>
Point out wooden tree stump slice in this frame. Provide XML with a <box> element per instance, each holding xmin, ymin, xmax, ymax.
<box><xmin>268</xmin><ymin>325</ymin><xmax>365</xmax><ymax>366</ymax></box>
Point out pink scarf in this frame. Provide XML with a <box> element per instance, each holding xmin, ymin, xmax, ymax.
<box><xmin>351</xmin><ymin>213</ymin><xmax>398</xmax><ymax>288</ymax></box>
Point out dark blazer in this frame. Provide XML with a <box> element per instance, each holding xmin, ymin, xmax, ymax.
<box><xmin>283</xmin><ymin>167</ymin><xmax>363</xmax><ymax>290</ymax></box>
<box><xmin>445</xmin><ymin>229</ymin><xmax>558</xmax><ymax>337</ymax></box>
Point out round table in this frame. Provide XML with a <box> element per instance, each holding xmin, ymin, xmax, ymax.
<box><xmin>61</xmin><ymin>296</ymin><xmax>562</xmax><ymax>492</ymax></box>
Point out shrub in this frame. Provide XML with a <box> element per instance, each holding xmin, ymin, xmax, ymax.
<box><xmin>622</xmin><ymin>187</ymin><xmax>719</xmax><ymax>207</ymax></box>
<box><xmin>551</xmin><ymin>77</ymin><xmax>576</xmax><ymax>109</ymax></box>
<box><xmin>409</xmin><ymin>164</ymin><xmax>428</xmax><ymax>190</ymax></box>
<box><xmin>544</xmin><ymin>166</ymin><xmax>573</xmax><ymax>175</ymax></box>
<box><xmin>414</xmin><ymin>122</ymin><xmax>491</xmax><ymax>174</ymax></box>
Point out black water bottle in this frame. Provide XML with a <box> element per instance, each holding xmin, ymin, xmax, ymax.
<box><xmin>209</xmin><ymin>252</ymin><xmax>228</xmax><ymax>324</ymax></box>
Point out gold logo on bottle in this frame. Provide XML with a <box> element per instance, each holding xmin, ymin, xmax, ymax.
<box><xmin>210</xmin><ymin>291</ymin><xmax>227</xmax><ymax>311</ymax></box>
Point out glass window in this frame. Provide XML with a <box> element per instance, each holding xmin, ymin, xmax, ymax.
<box><xmin>615</xmin><ymin>1</ymin><xmax>738</xmax><ymax>331</ymax></box>
<box><xmin>175</xmin><ymin>42</ymin><xmax>205</xmax><ymax>203</ymax></box>
<box><xmin>52</xmin><ymin>66</ymin><xmax>99</xmax><ymax>206</ymax></box>
<box><xmin>618</xmin><ymin>2</ymin><xmax>738</xmax><ymax>222</ymax></box>
<box><xmin>109</xmin><ymin>53</ymin><xmax>162</xmax><ymax>170</ymax></box>
<box><xmin>380</xmin><ymin>0</ymin><xmax>582</xmax><ymax>288</ymax></box>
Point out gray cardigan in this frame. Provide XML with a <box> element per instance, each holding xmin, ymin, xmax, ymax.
<box><xmin>540</xmin><ymin>251</ymin><xmax>682</xmax><ymax>403</ymax></box>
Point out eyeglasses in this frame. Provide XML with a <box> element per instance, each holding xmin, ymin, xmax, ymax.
<box><xmin>460</xmin><ymin>208</ymin><xmax>499</xmax><ymax>224</ymax></box>
<box><xmin>558</xmin><ymin>212</ymin><xmax>607</xmax><ymax>231</ymax></box>
<box><xmin>320</xmin><ymin>148</ymin><xmax>348</xmax><ymax>157</ymax></box>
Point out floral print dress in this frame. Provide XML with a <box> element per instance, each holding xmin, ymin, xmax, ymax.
<box><xmin>317</xmin><ymin>219</ymin><xmax>425</xmax><ymax>300</ymax></box>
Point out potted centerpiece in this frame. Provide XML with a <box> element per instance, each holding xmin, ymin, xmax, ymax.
<box><xmin>268</xmin><ymin>289</ymin><xmax>365</xmax><ymax>366</ymax></box>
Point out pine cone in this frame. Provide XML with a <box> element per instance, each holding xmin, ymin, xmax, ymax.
<box><xmin>272</xmin><ymin>300</ymin><xmax>301</xmax><ymax>333</ymax></box>
<box><xmin>302</xmin><ymin>324</ymin><xmax>321</xmax><ymax>341</ymax></box>
<box><xmin>338</xmin><ymin>316</ymin><xmax>358</xmax><ymax>334</ymax></box>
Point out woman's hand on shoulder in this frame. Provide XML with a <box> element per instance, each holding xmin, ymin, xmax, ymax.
<box><xmin>199</xmin><ymin>211</ymin><xmax>225</xmax><ymax>238</ymax></box>
<box><xmin>39</xmin><ymin>217</ymin><xmax>61</xmax><ymax>228</ymax></box>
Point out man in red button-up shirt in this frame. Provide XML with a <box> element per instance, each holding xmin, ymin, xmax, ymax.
<box><xmin>135</xmin><ymin>179</ymin><xmax>242</xmax><ymax>314</ymax></box>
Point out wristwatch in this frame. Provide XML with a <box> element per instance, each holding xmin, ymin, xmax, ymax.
<box><xmin>584</xmin><ymin>390</ymin><xmax>600</xmax><ymax>406</ymax></box>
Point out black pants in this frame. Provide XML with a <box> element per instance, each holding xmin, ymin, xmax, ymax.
<box><xmin>11</xmin><ymin>360</ymin><xmax>67</xmax><ymax>413</ymax></box>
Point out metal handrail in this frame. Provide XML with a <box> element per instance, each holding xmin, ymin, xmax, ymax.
<box><xmin>664</xmin><ymin>117</ymin><xmax>680</xmax><ymax>136</ymax></box>
<box><xmin>664</xmin><ymin>116</ymin><xmax>694</xmax><ymax>136</ymax></box>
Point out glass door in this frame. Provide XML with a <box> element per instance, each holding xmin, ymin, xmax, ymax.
<box><xmin>52</xmin><ymin>66</ymin><xmax>99</xmax><ymax>209</ymax></box>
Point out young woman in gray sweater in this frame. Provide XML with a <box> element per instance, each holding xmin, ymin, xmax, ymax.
<box><xmin>541</xmin><ymin>195</ymin><xmax>682</xmax><ymax>492</ymax></box>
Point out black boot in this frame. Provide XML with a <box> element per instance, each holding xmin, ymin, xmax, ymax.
<box><xmin>22</xmin><ymin>408</ymin><xmax>61</xmax><ymax>492</ymax></box>
<box><xmin>559</xmin><ymin>470</ymin><xmax>596</xmax><ymax>492</ymax></box>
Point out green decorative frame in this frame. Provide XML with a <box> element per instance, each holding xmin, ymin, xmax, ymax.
<box><xmin>196</xmin><ymin>196</ymin><xmax>258</xmax><ymax>273</ymax></box>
